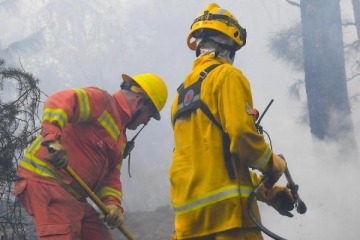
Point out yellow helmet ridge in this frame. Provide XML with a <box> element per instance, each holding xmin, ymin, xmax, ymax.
<box><xmin>187</xmin><ymin>3</ymin><xmax>247</xmax><ymax>51</ymax></box>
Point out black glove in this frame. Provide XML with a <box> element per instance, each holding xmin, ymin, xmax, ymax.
<box><xmin>45</xmin><ymin>140</ymin><xmax>68</xmax><ymax>169</ymax></box>
<box><xmin>264</xmin><ymin>153</ymin><xmax>287</xmax><ymax>188</ymax></box>
<box><xmin>267</xmin><ymin>184</ymin><xmax>295</xmax><ymax>218</ymax></box>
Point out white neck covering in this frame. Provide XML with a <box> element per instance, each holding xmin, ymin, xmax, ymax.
<box><xmin>196</xmin><ymin>35</ymin><xmax>236</xmax><ymax>65</ymax></box>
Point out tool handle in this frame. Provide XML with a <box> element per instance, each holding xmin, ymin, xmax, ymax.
<box><xmin>65</xmin><ymin>166</ymin><xmax>137</xmax><ymax>240</ymax></box>
<box><xmin>278</xmin><ymin>154</ymin><xmax>307</xmax><ymax>215</ymax></box>
<box><xmin>284</xmin><ymin>168</ymin><xmax>307</xmax><ymax>214</ymax></box>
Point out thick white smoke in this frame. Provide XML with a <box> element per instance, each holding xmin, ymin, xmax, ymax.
<box><xmin>1</xmin><ymin>0</ymin><xmax>359</xmax><ymax>239</ymax></box>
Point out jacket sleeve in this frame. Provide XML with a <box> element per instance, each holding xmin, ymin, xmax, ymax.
<box><xmin>40</xmin><ymin>87</ymin><xmax>109</xmax><ymax>144</ymax></box>
<box><xmin>96</xmin><ymin>161</ymin><xmax>123</xmax><ymax>207</ymax></box>
<box><xmin>217</xmin><ymin>69</ymin><xmax>272</xmax><ymax>172</ymax></box>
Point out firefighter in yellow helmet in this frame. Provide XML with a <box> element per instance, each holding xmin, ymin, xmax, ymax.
<box><xmin>13</xmin><ymin>73</ymin><xmax>167</xmax><ymax>239</ymax></box>
<box><xmin>170</xmin><ymin>3</ymin><xmax>294</xmax><ymax>240</ymax></box>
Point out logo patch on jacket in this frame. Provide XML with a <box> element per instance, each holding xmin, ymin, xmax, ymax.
<box><xmin>184</xmin><ymin>89</ymin><xmax>195</xmax><ymax>107</ymax></box>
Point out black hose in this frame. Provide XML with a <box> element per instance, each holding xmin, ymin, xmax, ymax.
<box><xmin>247</xmin><ymin>177</ymin><xmax>287</xmax><ymax>240</ymax></box>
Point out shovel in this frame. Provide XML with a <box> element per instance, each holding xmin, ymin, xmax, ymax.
<box><xmin>64</xmin><ymin>165</ymin><xmax>137</xmax><ymax>240</ymax></box>
<box><xmin>47</xmin><ymin>144</ymin><xmax>136</xmax><ymax>239</ymax></box>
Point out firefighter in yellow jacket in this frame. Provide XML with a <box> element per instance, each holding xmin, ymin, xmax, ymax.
<box><xmin>169</xmin><ymin>3</ymin><xmax>294</xmax><ymax>240</ymax></box>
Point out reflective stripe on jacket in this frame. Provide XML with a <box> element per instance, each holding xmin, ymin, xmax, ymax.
<box><xmin>169</xmin><ymin>55</ymin><xmax>272</xmax><ymax>238</ymax></box>
<box><xmin>17</xmin><ymin>87</ymin><xmax>130</xmax><ymax>205</ymax></box>
<box><xmin>172</xmin><ymin>184</ymin><xmax>252</xmax><ymax>215</ymax></box>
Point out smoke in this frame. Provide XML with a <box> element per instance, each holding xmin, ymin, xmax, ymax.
<box><xmin>1</xmin><ymin>0</ymin><xmax>360</xmax><ymax>239</ymax></box>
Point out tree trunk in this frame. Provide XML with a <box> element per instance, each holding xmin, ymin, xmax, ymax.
<box><xmin>352</xmin><ymin>0</ymin><xmax>360</xmax><ymax>39</ymax></box>
<box><xmin>300</xmin><ymin>0</ymin><xmax>358</xmax><ymax>160</ymax></box>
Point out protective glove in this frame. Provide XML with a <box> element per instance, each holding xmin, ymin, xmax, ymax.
<box><xmin>264</xmin><ymin>153</ymin><xmax>287</xmax><ymax>188</ymax></box>
<box><xmin>99</xmin><ymin>205</ymin><xmax>124</xmax><ymax>229</ymax></box>
<box><xmin>45</xmin><ymin>140</ymin><xmax>68</xmax><ymax>169</ymax></box>
<box><xmin>266</xmin><ymin>184</ymin><xmax>295</xmax><ymax>217</ymax></box>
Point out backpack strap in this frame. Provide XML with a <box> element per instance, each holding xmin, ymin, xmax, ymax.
<box><xmin>174</xmin><ymin>64</ymin><xmax>220</xmax><ymax>121</ymax></box>
<box><xmin>198</xmin><ymin>101</ymin><xmax>235</xmax><ymax>180</ymax></box>
<box><xmin>174</xmin><ymin>64</ymin><xmax>236</xmax><ymax>180</ymax></box>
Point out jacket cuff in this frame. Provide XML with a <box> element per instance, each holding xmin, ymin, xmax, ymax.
<box><xmin>41</xmin><ymin>133</ymin><xmax>61</xmax><ymax>145</ymax></box>
<box><xmin>103</xmin><ymin>197</ymin><xmax>122</xmax><ymax>211</ymax></box>
<box><xmin>41</xmin><ymin>122</ymin><xmax>62</xmax><ymax>145</ymax></box>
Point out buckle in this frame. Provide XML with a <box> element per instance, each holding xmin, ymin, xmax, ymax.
<box><xmin>199</xmin><ymin>71</ymin><xmax>208</xmax><ymax>80</ymax></box>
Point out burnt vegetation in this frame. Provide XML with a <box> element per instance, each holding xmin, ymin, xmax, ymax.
<box><xmin>0</xmin><ymin>58</ymin><xmax>44</xmax><ymax>239</ymax></box>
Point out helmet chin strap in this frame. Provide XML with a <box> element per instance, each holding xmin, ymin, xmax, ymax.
<box><xmin>125</xmin><ymin>96</ymin><xmax>150</xmax><ymax>128</ymax></box>
<box><xmin>123</xmin><ymin>122</ymin><xmax>147</xmax><ymax>177</ymax></box>
<box><xmin>125</xmin><ymin>107</ymin><xmax>143</xmax><ymax>129</ymax></box>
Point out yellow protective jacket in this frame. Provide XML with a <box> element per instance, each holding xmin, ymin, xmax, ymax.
<box><xmin>170</xmin><ymin>55</ymin><xmax>272</xmax><ymax>238</ymax></box>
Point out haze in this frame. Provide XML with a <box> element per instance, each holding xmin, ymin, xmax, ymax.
<box><xmin>1</xmin><ymin>1</ymin><xmax>359</xmax><ymax>239</ymax></box>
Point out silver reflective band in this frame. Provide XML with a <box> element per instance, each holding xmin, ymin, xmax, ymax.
<box><xmin>173</xmin><ymin>185</ymin><xmax>252</xmax><ymax>215</ymax></box>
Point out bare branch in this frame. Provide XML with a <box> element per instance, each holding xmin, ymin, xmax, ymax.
<box><xmin>343</xmin><ymin>20</ymin><xmax>356</xmax><ymax>28</ymax></box>
<box><xmin>285</xmin><ymin>0</ymin><xmax>300</xmax><ymax>7</ymax></box>
<box><xmin>0</xmin><ymin>58</ymin><xmax>44</xmax><ymax>239</ymax></box>
<box><xmin>347</xmin><ymin>73</ymin><xmax>360</xmax><ymax>82</ymax></box>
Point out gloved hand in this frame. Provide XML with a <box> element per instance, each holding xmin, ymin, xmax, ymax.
<box><xmin>45</xmin><ymin>140</ymin><xmax>68</xmax><ymax>169</ymax></box>
<box><xmin>264</xmin><ymin>153</ymin><xmax>287</xmax><ymax>188</ymax></box>
<box><xmin>100</xmin><ymin>205</ymin><xmax>124</xmax><ymax>229</ymax></box>
<box><xmin>267</xmin><ymin>184</ymin><xmax>295</xmax><ymax>217</ymax></box>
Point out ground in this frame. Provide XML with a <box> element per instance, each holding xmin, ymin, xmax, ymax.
<box><xmin>113</xmin><ymin>205</ymin><xmax>174</xmax><ymax>240</ymax></box>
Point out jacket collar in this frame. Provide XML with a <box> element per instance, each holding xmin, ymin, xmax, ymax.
<box><xmin>193</xmin><ymin>54</ymin><xmax>228</xmax><ymax>70</ymax></box>
<box><xmin>112</xmin><ymin>90</ymin><xmax>132</xmax><ymax>126</ymax></box>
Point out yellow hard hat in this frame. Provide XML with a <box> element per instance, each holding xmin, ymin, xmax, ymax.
<box><xmin>187</xmin><ymin>3</ymin><xmax>247</xmax><ymax>51</ymax></box>
<box><xmin>121</xmin><ymin>73</ymin><xmax>168</xmax><ymax>120</ymax></box>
